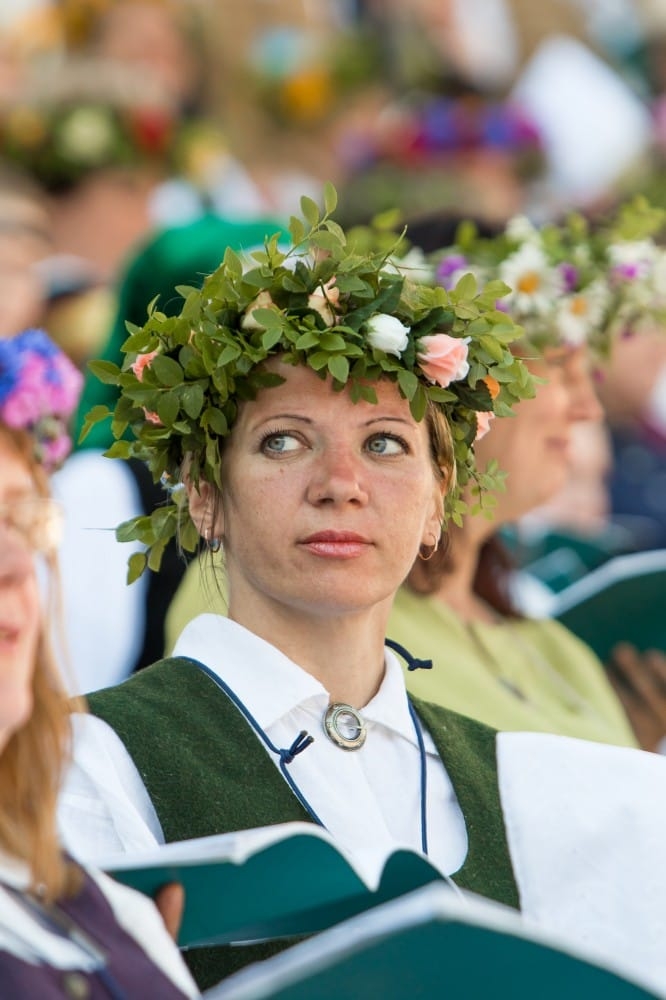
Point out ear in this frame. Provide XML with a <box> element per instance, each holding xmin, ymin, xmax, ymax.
<box><xmin>421</xmin><ymin>478</ymin><xmax>446</xmax><ymax>549</ymax></box>
<box><xmin>185</xmin><ymin>477</ymin><xmax>224</xmax><ymax>541</ymax></box>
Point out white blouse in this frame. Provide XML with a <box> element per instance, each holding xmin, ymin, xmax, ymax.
<box><xmin>59</xmin><ymin>615</ymin><xmax>468</xmax><ymax>881</ymax></box>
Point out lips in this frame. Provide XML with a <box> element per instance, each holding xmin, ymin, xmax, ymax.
<box><xmin>300</xmin><ymin>531</ymin><xmax>372</xmax><ymax>559</ymax></box>
<box><xmin>0</xmin><ymin>625</ymin><xmax>20</xmax><ymax>645</ymax></box>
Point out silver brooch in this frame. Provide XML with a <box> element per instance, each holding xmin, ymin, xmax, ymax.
<box><xmin>323</xmin><ymin>703</ymin><xmax>367</xmax><ymax>750</ymax></box>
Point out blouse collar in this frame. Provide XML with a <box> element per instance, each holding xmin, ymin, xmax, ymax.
<box><xmin>172</xmin><ymin>615</ymin><xmax>430</xmax><ymax>751</ymax></box>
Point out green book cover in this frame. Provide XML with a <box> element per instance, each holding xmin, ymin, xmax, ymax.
<box><xmin>101</xmin><ymin>821</ymin><xmax>446</xmax><ymax>949</ymax></box>
<box><xmin>552</xmin><ymin>549</ymin><xmax>666</xmax><ymax>662</ymax></box>
<box><xmin>206</xmin><ymin>884</ymin><xmax>662</xmax><ymax>1000</ymax></box>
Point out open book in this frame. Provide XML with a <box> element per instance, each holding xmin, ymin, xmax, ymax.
<box><xmin>100</xmin><ymin>821</ymin><xmax>447</xmax><ymax>949</ymax></box>
<box><xmin>206</xmin><ymin>883</ymin><xmax>663</xmax><ymax>1000</ymax></box>
<box><xmin>550</xmin><ymin>548</ymin><xmax>666</xmax><ymax>662</ymax></box>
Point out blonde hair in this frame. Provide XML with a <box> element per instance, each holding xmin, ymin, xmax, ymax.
<box><xmin>0</xmin><ymin>428</ymin><xmax>83</xmax><ymax>901</ymax></box>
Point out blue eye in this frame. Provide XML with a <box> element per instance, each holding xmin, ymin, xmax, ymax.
<box><xmin>261</xmin><ymin>432</ymin><xmax>301</xmax><ymax>454</ymax></box>
<box><xmin>366</xmin><ymin>434</ymin><xmax>407</xmax><ymax>455</ymax></box>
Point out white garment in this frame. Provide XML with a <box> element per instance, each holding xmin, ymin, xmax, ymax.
<box><xmin>51</xmin><ymin>451</ymin><xmax>148</xmax><ymax>694</ymax></box>
<box><xmin>59</xmin><ymin>615</ymin><xmax>468</xmax><ymax>878</ymax></box>
<box><xmin>0</xmin><ymin>849</ymin><xmax>198</xmax><ymax>996</ymax></box>
<box><xmin>498</xmin><ymin>731</ymin><xmax>666</xmax><ymax>997</ymax></box>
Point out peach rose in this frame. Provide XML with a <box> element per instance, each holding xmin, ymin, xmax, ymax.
<box><xmin>131</xmin><ymin>349</ymin><xmax>159</xmax><ymax>381</ymax></box>
<box><xmin>143</xmin><ymin>408</ymin><xmax>163</xmax><ymax>426</ymax></box>
<box><xmin>307</xmin><ymin>276</ymin><xmax>340</xmax><ymax>327</ymax></box>
<box><xmin>418</xmin><ymin>334</ymin><xmax>470</xmax><ymax>387</ymax></box>
<box><xmin>475</xmin><ymin>411</ymin><xmax>495</xmax><ymax>441</ymax></box>
<box><xmin>241</xmin><ymin>290</ymin><xmax>276</xmax><ymax>331</ymax></box>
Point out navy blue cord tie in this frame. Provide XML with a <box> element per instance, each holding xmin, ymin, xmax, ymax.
<box><xmin>385</xmin><ymin>638</ymin><xmax>433</xmax><ymax>671</ymax></box>
<box><xmin>280</xmin><ymin>731</ymin><xmax>314</xmax><ymax>765</ymax></box>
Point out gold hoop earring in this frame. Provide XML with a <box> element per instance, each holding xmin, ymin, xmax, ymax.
<box><xmin>418</xmin><ymin>534</ymin><xmax>440</xmax><ymax>562</ymax></box>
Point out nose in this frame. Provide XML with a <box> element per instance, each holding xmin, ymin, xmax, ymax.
<box><xmin>306</xmin><ymin>445</ymin><xmax>369</xmax><ymax>506</ymax></box>
<box><xmin>565</xmin><ymin>349</ymin><xmax>604</xmax><ymax>423</ymax></box>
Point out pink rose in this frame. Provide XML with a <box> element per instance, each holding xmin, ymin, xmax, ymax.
<box><xmin>418</xmin><ymin>334</ymin><xmax>470</xmax><ymax>387</ymax></box>
<box><xmin>142</xmin><ymin>408</ymin><xmax>163</xmax><ymax>426</ymax></box>
<box><xmin>131</xmin><ymin>350</ymin><xmax>159</xmax><ymax>382</ymax></box>
<box><xmin>475</xmin><ymin>411</ymin><xmax>495</xmax><ymax>441</ymax></box>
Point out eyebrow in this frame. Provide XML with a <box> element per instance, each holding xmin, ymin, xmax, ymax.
<box><xmin>251</xmin><ymin>413</ymin><xmax>414</xmax><ymax>431</ymax></box>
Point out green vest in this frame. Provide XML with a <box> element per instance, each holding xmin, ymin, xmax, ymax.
<box><xmin>88</xmin><ymin>657</ymin><xmax>519</xmax><ymax>990</ymax></box>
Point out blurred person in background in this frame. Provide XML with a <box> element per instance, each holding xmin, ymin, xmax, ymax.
<box><xmin>0</xmin><ymin>326</ymin><xmax>197</xmax><ymax>997</ymax></box>
<box><xmin>388</xmin><ymin>202</ymin><xmax>666</xmax><ymax>752</ymax></box>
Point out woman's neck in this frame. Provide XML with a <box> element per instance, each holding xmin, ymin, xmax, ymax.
<box><xmin>228</xmin><ymin>596</ymin><xmax>392</xmax><ymax>709</ymax></box>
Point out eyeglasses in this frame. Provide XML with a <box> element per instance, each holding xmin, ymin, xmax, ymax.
<box><xmin>0</xmin><ymin>498</ymin><xmax>64</xmax><ymax>555</ymax></box>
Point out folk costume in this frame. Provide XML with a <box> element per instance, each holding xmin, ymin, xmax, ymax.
<box><xmin>59</xmin><ymin>617</ymin><xmax>666</xmax><ymax>995</ymax></box>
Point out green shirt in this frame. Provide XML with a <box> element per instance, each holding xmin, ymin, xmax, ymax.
<box><xmin>391</xmin><ymin>587</ymin><xmax>637</xmax><ymax>748</ymax></box>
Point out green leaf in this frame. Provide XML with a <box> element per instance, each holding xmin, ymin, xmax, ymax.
<box><xmin>397</xmin><ymin>368</ymin><xmax>418</xmax><ymax>400</ymax></box>
<box><xmin>253</xmin><ymin>307</ymin><xmax>282</xmax><ymax>330</ymax></box>
<box><xmin>78</xmin><ymin>405</ymin><xmax>111</xmax><ymax>442</ymax></box>
<box><xmin>261</xmin><ymin>326</ymin><xmax>284</xmax><ymax>350</ymax></box>
<box><xmin>323</xmin><ymin>181</ymin><xmax>338</xmax><ymax>215</ymax></box>
<box><xmin>88</xmin><ymin>360</ymin><xmax>121</xmax><ymax>384</ymax></box>
<box><xmin>104</xmin><ymin>440</ymin><xmax>132</xmax><ymax>459</ymax></box>
<box><xmin>409</xmin><ymin>385</ymin><xmax>428</xmax><ymax>422</ymax></box>
<box><xmin>454</xmin><ymin>272</ymin><xmax>478</xmax><ymax>298</ymax></box>
<box><xmin>147</xmin><ymin>539</ymin><xmax>167</xmax><ymax>572</ymax></box>
<box><xmin>307</xmin><ymin>351</ymin><xmax>329</xmax><ymax>371</ymax></box>
<box><xmin>318</xmin><ymin>333</ymin><xmax>347</xmax><ymax>352</ymax></box>
<box><xmin>295</xmin><ymin>330</ymin><xmax>320</xmax><ymax>350</ymax></box>
<box><xmin>182</xmin><ymin>383</ymin><xmax>204</xmax><ymax>419</ymax></box>
<box><xmin>157</xmin><ymin>391</ymin><xmax>180</xmax><ymax>425</ymax></box>
<box><xmin>300</xmin><ymin>195</ymin><xmax>321</xmax><ymax>227</ymax></box>
<box><xmin>479</xmin><ymin>335</ymin><xmax>506</xmax><ymax>362</ymax></box>
<box><xmin>127</xmin><ymin>551</ymin><xmax>148</xmax><ymax>584</ymax></box>
<box><xmin>327</xmin><ymin>354</ymin><xmax>349</xmax><ymax>383</ymax></box>
<box><xmin>203</xmin><ymin>406</ymin><xmax>228</xmax><ymax>435</ymax></box>
<box><xmin>151</xmin><ymin>355</ymin><xmax>184</xmax><ymax>387</ymax></box>
<box><xmin>217</xmin><ymin>344</ymin><xmax>242</xmax><ymax>367</ymax></box>
<box><xmin>309</xmin><ymin>231</ymin><xmax>344</xmax><ymax>254</ymax></box>
<box><xmin>179</xmin><ymin>516</ymin><xmax>201</xmax><ymax>553</ymax></box>
<box><xmin>288</xmin><ymin>215</ymin><xmax>305</xmax><ymax>245</ymax></box>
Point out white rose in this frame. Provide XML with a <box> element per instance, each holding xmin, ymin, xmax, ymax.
<box><xmin>241</xmin><ymin>290</ymin><xmax>276</xmax><ymax>330</ymax></box>
<box><xmin>366</xmin><ymin>313</ymin><xmax>410</xmax><ymax>357</ymax></box>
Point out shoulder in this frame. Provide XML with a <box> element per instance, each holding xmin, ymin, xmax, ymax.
<box><xmin>411</xmin><ymin>695</ymin><xmax>499</xmax><ymax>755</ymax></box>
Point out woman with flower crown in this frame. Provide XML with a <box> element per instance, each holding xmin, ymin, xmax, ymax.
<box><xmin>391</xmin><ymin>203</ymin><xmax>666</xmax><ymax>752</ymax></box>
<box><xmin>0</xmin><ymin>329</ymin><xmax>199</xmax><ymax>996</ymax></box>
<box><xmin>58</xmin><ymin>190</ymin><xmax>666</xmax><ymax>994</ymax></box>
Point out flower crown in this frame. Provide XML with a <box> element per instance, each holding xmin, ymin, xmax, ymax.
<box><xmin>0</xmin><ymin>84</ymin><xmax>228</xmax><ymax>194</ymax></box>
<box><xmin>343</xmin><ymin>95</ymin><xmax>543</xmax><ymax>173</ymax></box>
<box><xmin>82</xmin><ymin>184</ymin><xmax>535</xmax><ymax>581</ymax></box>
<box><xmin>0</xmin><ymin>328</ymin><xmax>83</xmax><ymax>471</ymax></box>
<box><xmin>422</xmin><ymin>197</ymin><xmax>666</xmax><ymax>358</ymax></box>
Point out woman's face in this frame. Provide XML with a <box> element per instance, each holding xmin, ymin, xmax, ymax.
<box><xmin>197</xmin><ymin>362</ymin><xmax>445</xmax><ymax>626</ymax></box>
<box><xmin>0</xmin><ymin>435</ymin><xmax>42</xmax><ymax>752</ymax></box>
<box><xmin>474</xmin><ymin>345</ymin><xmax>602</xmax><ymax>523</ymax></box>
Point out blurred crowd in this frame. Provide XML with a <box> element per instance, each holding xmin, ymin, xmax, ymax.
<box><xmin>2</xmin><ymin>0</ymin><xmax>666</xmax><ymax>694</ymax></box>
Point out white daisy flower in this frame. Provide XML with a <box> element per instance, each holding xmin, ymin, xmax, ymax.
<box><xmin>554</xmin><ymin>279</ymin><xmax>609</xmax><ymax>346</ymax></box>
<box><xmin>500</xmin><ymin>243</ymin><xmax>563</xmax><ymax>317</ymax></box>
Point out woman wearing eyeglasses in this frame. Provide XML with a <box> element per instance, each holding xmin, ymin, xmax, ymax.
<box><xmin>0</xmin><ymin>329</ymin><xmax>199</xmax><ymax>996</ymax></box>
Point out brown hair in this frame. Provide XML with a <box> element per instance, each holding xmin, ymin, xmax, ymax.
<box><xmin>0</xmin><ymin>428</ymin><xmax>83</xmax><ymax>901</ymax></box>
